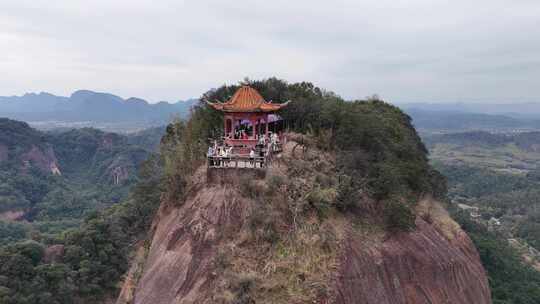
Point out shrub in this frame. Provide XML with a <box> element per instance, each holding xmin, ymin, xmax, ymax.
<box><xmin>229</xmin><ymin>273</ymin><xmax>257</xmax><ymax>304</ymax></box>
<box><xmin>239</xmin><ymin>176</ymin><xmax>263</xmax><ymax>199</ymax></box>
<box><xmin>248</xmin><ymin>205</ymin><xmax>279</xmax><ymax>244</ymax></box>
<box><xmin>314</xmin><ymin>173</ymin><xmax>335</xmax><ymax>188</ymax></box>
<box><xmin>14</xmin><ymin>240</ymin><xmax>45</xmax><ymax>265</ymax></box>
<box><xmin>266</xmin><ymin>174</ymin><xmax>285</xmax><ymax>194</ymax></box>
<box><xmin>335</xmin><ymin>175</ymin><xmax>359</xmax><ymax>211</ymax></box>
<box><xmin>384</xmin><ymin>200</ymin><xmax>416</xmax><ymax>232</ymax></box>
<box><xmin>305</xmin><ymin>187</ymin><xmax>336</xmax><ymax>218</ymax></box>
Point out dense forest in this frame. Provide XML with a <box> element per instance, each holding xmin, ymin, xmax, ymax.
<box><xmin>452</xmin><ymin>208</ymin><xmax>540</xmax><ymax>304</ymax></box>
<box><xmin>0</xmin><ymin>119</ymin><xmax>164</xmax><ymax>303</ymax></box>
<box><xmin>0</xmin><ymin>119</ymin><xmax>163</xmax><ymax>241</ymax></box>
<box><xmin>0</xmin><ymin>155</ymin><xmax>163</xmax><ymax>303</ymax></box>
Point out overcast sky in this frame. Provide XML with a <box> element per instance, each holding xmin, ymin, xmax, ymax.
<box><xmin>1</xmin><ymin>0</ymin><xmax>539</xmax><ymax>103</ymax></box>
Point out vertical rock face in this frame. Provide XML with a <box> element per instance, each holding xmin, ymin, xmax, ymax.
<box><xmin>334</xmin><ymin>218</ymin><xmax>491</xmax><ymax>304</ymax></box>
<box><xmin>0</xmin><ymin>144</ymin><xmax>7</xmax><ymax>162</ymax></box>
<box><xmin>126</xmin><ymin>183</ymin><xmax>248</xmax><ymax>304</ymax></box>
<box><xmin>20</xmin><ymin>145</ymin><xmax>61</xmax><ymax>175</ymax></box>
<box><xmin>120</xmin><ymin>183</ymin><xmax>491</xmax><ymax>304</ymax></box>
<box><xmin>110</xmin><ymin>165</ymin><xmax>130</xmax><ymax>185</ymax></box>
<box><xmin>128</xmin><ymin>190</ymin><xmax>488</xmax><ymax>304</ymax></box>
<box><xmin>43</xmin><ymin>244</ymin><xmax>65</xmax><ymax>264</ymax></box>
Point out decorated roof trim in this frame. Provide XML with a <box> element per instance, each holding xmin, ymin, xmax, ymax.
<box><xmin>206</xmin><ymin>86</ymin><xmax>290</xmax><ymax>113</ymax></box>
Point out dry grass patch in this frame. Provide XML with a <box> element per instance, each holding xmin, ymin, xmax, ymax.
<box><xmin>416</xmin><ymin>197</ymin><xmax>461</xmax><ymax>241</ymax></box>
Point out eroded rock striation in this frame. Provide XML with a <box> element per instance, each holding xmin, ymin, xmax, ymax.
<box><xmin>335</xmin><ymin>218</ymin><xmax>490</xmax><ymax>304</ymax></box>
<box><xmin>119</xmin><ymin>144</ymin><xmax>491</xmax><ymax>304</ymax></box>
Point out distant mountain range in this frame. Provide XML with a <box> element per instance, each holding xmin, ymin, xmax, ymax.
<box><xmin>400</xmin><ymin>102</ymin><xmax>540</xmax><ymax>119</ymax></box>
<box><xmin>0</xmin><ymin>90</ymin><xmax>198</xmax><ymax>130</ymax></box>
<box><xmin>398</xmin><ymin>102</ymin><xmax>540</xmax><ymax>132</ymax></box>
<box><xmin>4</xmin><ymin>91</ymin><xmax>540</xmax><ymax>133</ymax></box>
<box><xmin>404</xmin><ymin>108</ymin><xmax>540</xmax><ymax>131</ymax></box>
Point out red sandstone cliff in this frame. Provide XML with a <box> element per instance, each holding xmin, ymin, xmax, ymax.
<box><xmin>335</xmin><ymin>217</ymin><xmax>490</xmax><ymax>303</ymax></box>
<box><xmin>20</xmin><ymin>145</ymin><xmax>61</xmax><ymax>175</ymax></box>
<box><xmin>117</xmin><ymin>145</ymin><xmax>491</xmax><ymax>304</ymax></box>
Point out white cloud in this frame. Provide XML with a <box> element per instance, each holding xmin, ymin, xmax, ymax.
<box><xmin>0</xmin><ymin>0</ymin><xmax>539</xmax><ymax>102</ymax></box>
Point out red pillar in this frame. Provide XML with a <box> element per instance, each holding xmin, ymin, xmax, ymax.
<box><xmin>264</xmin><ymin>113</ymin><xmax>269</xmax><ymax>136</ymax></box>
<box><xmin>223</xmin><ymin>115</ymin><xmax>227</xmax><ymax>138</ymax></box>
<box><xmin>251</xmin><ymin>117</ymin><xmax>256</xmax><ymax>139</ymax></box>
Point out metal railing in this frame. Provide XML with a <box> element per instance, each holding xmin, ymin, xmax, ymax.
<box><xmin>208</xmin><ymin>155</ymin><xmax>267</xmax><ymax>169</ymax></box>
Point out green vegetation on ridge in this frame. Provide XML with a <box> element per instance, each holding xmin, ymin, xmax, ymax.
<box><xmin>165</xmin><ymin>78</ymin><xmax>443</xmax><ymax>230</ymax></box>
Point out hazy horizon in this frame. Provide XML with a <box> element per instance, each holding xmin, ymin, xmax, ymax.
<box><xmin>2</xmin><ymin>88</ymin><xmax>540</xmax><ymax>106</ymax></box>
<box><xmin>2</xmin><ymin>0</ymin><xmax>540</xmax><ymax>103</ymax></box>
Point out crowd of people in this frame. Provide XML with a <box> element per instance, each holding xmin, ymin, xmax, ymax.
<box><xmin>233</xmin><ymin>128</ymin><xmax>250</xmax><ymax>139</ymax></box>
<box><xmin>207</xmin><ymin>144</ymin><xmax>233</xmax><ymax>167</ymax></box>
<box><xmin>207</xmin><ymin>132</ymin><xmax>283</xmax><ymax>168</ymax></box>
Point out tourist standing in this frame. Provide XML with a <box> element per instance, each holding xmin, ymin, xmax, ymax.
<box><xmin>207</xmin><ymin>146</ymin><xmax>214</xmax><ymax>166</ymax></box>
<box><xmin>249</xmin><ymin>148</ymin><xmax>255</xmax><ymax>167</ymax></box>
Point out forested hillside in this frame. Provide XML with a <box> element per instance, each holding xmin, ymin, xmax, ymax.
<box><xmin>0</xmin><ymin>118</ymin><xmax>163</xmax><ymax>244</ymax></box>
<box><xmin>423</xmin><ymin>130</ymin><xmax>540</xmax><ymax>303</ymax></box>
<box><xmin>0</xmin><ymin>117</ymin><xmax>164</xmax><ymax>303</ymax></box>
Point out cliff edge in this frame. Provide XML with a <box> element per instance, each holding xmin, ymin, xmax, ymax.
<box><xmin>117</xmin><ymin>141</ymin><xmax>491</xmax><ymax>304</ymax></box>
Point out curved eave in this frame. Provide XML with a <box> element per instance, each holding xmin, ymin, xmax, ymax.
<box><xmin>205</xmin><ymin>100</ymin><xmax>224</xmax><ymax>110</ymax></box>
<box><xmin>207</xmin><ymin>100</ymin><xmax>291</xmax><ymax>113</ymax></box>
<box><xmin>219</xmin><ymin>108</ymin><xmax>279</xmax><ymax>113</ymax></box>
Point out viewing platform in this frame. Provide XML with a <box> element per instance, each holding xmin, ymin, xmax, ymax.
<box><xmin>207</xmin><ymin>141</ymin><xmax>283</xmax><ymax>170</ymax></box>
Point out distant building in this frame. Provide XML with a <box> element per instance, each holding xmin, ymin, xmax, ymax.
<box><xmin>457</xmin><ymin>203</ymin><xmax>481</xmax><ymax>218</ymax></box>
<box><xmin>488</xmin><ymin>217</ymin><xmax>501</xmax><ymax>226</ymax></box>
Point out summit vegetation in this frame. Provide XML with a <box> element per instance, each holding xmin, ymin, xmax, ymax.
<box><xmin>163</xmin><ymin>78</ymin><xmax>445</xmax><ymax>232</ymax></box>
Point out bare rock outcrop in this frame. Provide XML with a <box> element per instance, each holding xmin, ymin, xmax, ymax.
<box><xmin>0</xmin><ymin>143</ymin><xmax>8</xmax><ymax>162</ymax></box>
<box><xmin>110</xmin><ymin>165</ymin><xmax>130</xmax><ymax>185</ymax></box>
<box><xmin>120</xmin><ymin>178</ymin><xmax>491</xmax><ymax>304</ymax></box>
<box><xmin>0</xmin><ymin>210</ymin><xmax>25</xmax><ymax>221</ymax></box>
<box><xmin>334</xmin><ymin>218</ymin><xmax>490</xmax><ymax>304</ymax></box>
<box><xmin>119</xmin><ymin>139</ymin><xmax>491</xmax><ymax>304</ymax></box>
<box><xmin>127</xmin><ymin>182</ymin><xmax>248</xmax><ymax>304</ymax></box>
<box><xmin>20</xmin><ymin>145</ymin><xmax>61</xmax><ymax>175</ymax></box>
<box><xmin>43</xmin><ymin>244</ymin><xmax>65</xmax><ymax>264</ymax></box>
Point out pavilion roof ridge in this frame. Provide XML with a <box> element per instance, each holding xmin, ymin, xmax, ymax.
<box><xmin>206</xmin><ymin>85</ymin><xmax>290</xmax><ymax>113</ymax></box>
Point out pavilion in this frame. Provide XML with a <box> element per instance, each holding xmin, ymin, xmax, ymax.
<box><xmin>206</xmin><ymin>86</ymin><xmax>290</xmax><ymax>151</ymax></box>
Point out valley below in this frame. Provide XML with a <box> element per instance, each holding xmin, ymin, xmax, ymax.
<box><xmin>419</xmin><ymin>128</ymin><xmax>540</xmax><ymax>301</ymax></box>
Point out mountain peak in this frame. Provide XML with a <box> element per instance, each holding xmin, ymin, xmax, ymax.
<box><xmin>70</xmin><ymin>90</ymin><xmax>123</xmax><ymax>103</ymax></box>
<box><xmin>125</xmin><ymin>97</ymin><xmax>149</xmax><ymax>106</ymax></box>
<box><xmin>0</xmin><ymin>90</ymin><xmax>195</xmax><ymax>128</ymax></box>
<box><xmin>70</xmin><ymin>89</ymin><xmax>97</xmax><ymax>99</ymax></box>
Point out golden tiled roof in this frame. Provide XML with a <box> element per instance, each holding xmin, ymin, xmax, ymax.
<box><xmin>207</xmin><ymin>86</ymin><xmax>290</xmax><ymax>113</ymax></box>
